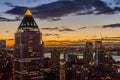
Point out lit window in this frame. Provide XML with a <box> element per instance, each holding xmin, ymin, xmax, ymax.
<box><xmin>28</xmin><ymin>47</ymin><xmax>33</xmax><ymax>52</ymax></box>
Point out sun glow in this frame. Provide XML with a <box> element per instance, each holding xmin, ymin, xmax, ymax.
<box><xmin>6</xmin><ymin>40</ymin><xmax>14</xmax><ymax>47</ymax></box>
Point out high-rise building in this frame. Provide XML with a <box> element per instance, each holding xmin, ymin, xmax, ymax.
<box><xmin>65</xmin><ymin>54</ymin><xmax>85</xmax><ymax>80</ymax></box>
<box><xmin>14</xmin><ymin>10</ymin><xmax>44</xmax><ymax>80</ymax></box>
<box><xmin>84</xmin><ymin>41</ymin><xmax>94</xmax><ymax>66</ymax></box>
<box><xmin>94</xmin><ymin>41</ymin><xmax>105</xmax><ymax>66</ymax></box>
<box><xmin>51</xmin><ymin>49</ymin><xmax>60</xmax><ymax>79</ymax></box>
<box><xmin>51</xmin><ymin>49</ymin><xmax>60</xmax><ymax>69</ymax></box>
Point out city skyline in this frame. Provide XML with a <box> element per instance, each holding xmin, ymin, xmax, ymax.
<box><xmin>0</xmin><ymin>2</ymin><xmax>120</xmax><ymax>79</ymax></box>
<box><xmin>0</xmin><ymin>0</ymin><xmax>120</xmax><ymax>46</ymax></box>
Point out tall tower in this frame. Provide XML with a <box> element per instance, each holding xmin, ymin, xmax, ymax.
<box><xmin>84</xmin><ymin>41</ymin><xmax>94</xmax><ymax>66</ymax></box>
<box><xmin>94</xmin><ymin>41</ymin><xmax>105</xmax><ymax>66</ymax></box>
<box><xmin>51</xmin><ymin>49</ymin><xmax>60</xmax><ymax>69</ymax></box>
<box><xmin>14</xmin><ymin>10</ymin><xmax>44</xmax><ymax>80</ymax></box>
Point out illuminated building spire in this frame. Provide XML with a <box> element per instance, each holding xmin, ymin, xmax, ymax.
<box><xmin>24</xmin><ymin>9</ymin><xmax>32</xmax><ymax>16</ymax></box>
<box><xmin>18</xmin><ymin>9</ymin><xmax>39</xmax><ymax>32</ymax></box>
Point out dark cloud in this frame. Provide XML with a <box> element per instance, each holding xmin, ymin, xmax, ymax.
<box><xmin>59</xmin><ymin>27</ymin><xmax>75</xmax><ymax>32</ymax></box>
<box><xmin>104</xmin><ymin>37</ymin><xmax>120</xmax><ymax>39</ymax></box>
<box><xmin>6</xmin><ymin>6</ymin><xmax>29</xmax><ymax>15</ymax></box>
<box><xmin>46</xmin><ymin>40</ymin><xmax>71</xmax><ymax>42</ymax></box>
<box><xmin>44</xmin><ymin>33</ymin><xmax>59</xmax><ymax>37</ymax></box>
<box><xmin>4</xmin><ymin>2</ymin><xmax>14</xmax><ymax>7</ymax></box>
<box><xmin>41</xmin><ymin>26</ymin><xmax>75</xmax><ymax>32</ymax></box>
<box><xmin>41</xmin><ymin>27</ymin><xmax>58</xmax><ymax>31</ymax></box>
<box><xmin>33</xmin><ymin>1</ymin><xmax>78</xmax><ymax>19</ymax></box>
<box><xmin>6</xmin><ymin>0</ymin><xmax>116</xmax><ymax>20</ymax></box>
<box><xmin>6</xmin><ymin>1</ymin><xmax>77</xmax><ymax>19</ymax></box>
<box><xmin>44</xmin><ymin>33</ymin><xmax>53</xmax><ymax>36</ymax></box>
<box><xmin>0</xmin><ymin>17</ymin><xmax>7</xmax><ymax>20</ymax></box>
<box><xmin>92</xmin><ymin>37</ymin><xmax>120</xmax><ymax>41</ymax></box>
<box><xmin>48</xmin><ymin>18</ymin><xmax>62</xmax><ymax>21</ymax></box>
<box><xmin>0</xmin><ymin>17</ymin><xmax>20</xmax><ymax>22</ymax></box>
<box><xmin>7</xmin><ymin>39</ymin><xmax>14</xmax><ymax>40</ymax></box>
<box><xmin>78</xmin><ymin>27</ymin><xmax>87</xmax><ymax>30</ymax></box>
<box><xmin>54</xmin><ymin>34</ymin><xmax>59</xmax><ymax>36</ymax></box>
<box><xmin>102</xmin><ymin>23</ymin><xmax>120</xmax><ymax>28</ymax></box>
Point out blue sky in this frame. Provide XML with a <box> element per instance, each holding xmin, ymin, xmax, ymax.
<box><xmin>0</xmin><ymin>0</ymin><xmax>120</xmax><ymax>43</ymax></box>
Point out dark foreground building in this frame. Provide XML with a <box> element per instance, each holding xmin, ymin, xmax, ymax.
<box><xmin>65</xmin><ymin>54</ymin><xmax>85</xmax><ymax>80</ymax></box>
<box><xmin>0</xmin><ymin>40</ymin><xmax>6</xmax><ymax>51</ymax></box>
<box><xmin>14</xmin><ymin>10</ymin><xmax>44</xmax><ymax>80</ymax></box>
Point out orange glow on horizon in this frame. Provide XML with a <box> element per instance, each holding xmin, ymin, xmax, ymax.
<box><xmin>5</xmin><ymin>38</ymin><xmax>120</xmax><ymax>47</ymax></box>
<box><xmin>6</xmin><ymin>40</ymin><xmax>14</xmax><ymax>47</ymax></box>
<box><xmin>5</xmin><ymin>39</ymin><xmax>73</xmax><ymax>46</ymax></box>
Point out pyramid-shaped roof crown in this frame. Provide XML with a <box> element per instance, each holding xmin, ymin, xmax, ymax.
<box><xmin>24</xmin><ymin>10</ymin><xmax>32</xmax><ymax>16</ymax></box>
<box><xmin>18</xmin><ymin>9</ymin><xmax>39</xmax><ymax>32</ymax></box>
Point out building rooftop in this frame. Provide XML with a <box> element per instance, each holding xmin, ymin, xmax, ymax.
<box><xmin>24</xmin><ymin>10</ymin><xmax>32</xmax><ymax>16</ymax></box>
<box><xmin>17</xmin><ymin>9</ymin><xmax>39</xmax><ymax>32</ymax></box>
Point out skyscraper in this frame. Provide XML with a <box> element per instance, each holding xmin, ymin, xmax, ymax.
<box><xmin>51</xmin><ymin>49</ymin><xmax>60</xmax><ymax>80</ymax></box>
<box><xmin>94</xmin><ymin>41</ymin><xmax>105</xmax><ymax>66</ymax></box>
<box><xmin>84</xmin><ymin>41</ymin><xmax>94</xmax><ymax>66</ymax></box>
<box><xmin>65</xmin><ymin>54</ymin><xmax>84</xmax><ymax>80</ymax></box>
<box><xmin>51</xmin><ymin>49</ymin><xmax>60</xmax><ymax>69</ymax></box>
<box><xmin>14</xmin><ymin>10</ymin><xmax>44</xmax><ymax>80</ymax></box>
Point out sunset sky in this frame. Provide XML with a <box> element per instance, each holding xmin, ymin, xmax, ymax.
<box><xmin>0</xmin><ymin>0</ymin><xmax>120</xmax><ymax>46</ymax></box>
